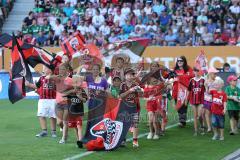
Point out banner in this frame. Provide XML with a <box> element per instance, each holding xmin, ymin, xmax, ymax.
<box><xmin>83</xmin><ymin>96</ymin><xmax>136</xmax><ymax>151</ymax></box>
<box><xmin>2</xmin><ymin>46</ymin><xmax>240</xmax><ymax>73</ymax></box>
<box><xmin>143</xmin><ymin>46</ymin><xmax>240</xmax><ymax>73</ymax></box>
<box><xmin>175</xmin><ymin>83</ymin><xmax>188</xmax><ymax>110</ymax></box>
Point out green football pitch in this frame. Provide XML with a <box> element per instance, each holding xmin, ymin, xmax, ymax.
<box><xmin>0</xmin><ymin>99</ymin><xmax>239</xmax><ymax>160</ymax></box>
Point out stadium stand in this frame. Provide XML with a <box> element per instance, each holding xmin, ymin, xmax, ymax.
<box><xmin>0</xmin><ymin>0</ymin><xmax>15</xmax><ymax>31</ymax></box>
<box><xmin>10</xmin><ymin>0</ymin><xmax>240</xmax><ymax>47</ymax></box>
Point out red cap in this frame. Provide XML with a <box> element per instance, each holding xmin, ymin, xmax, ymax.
<box><xmin>227</xmin><ymin>75</ymin><xmax>238</xmax><ymax>83</ymax></box>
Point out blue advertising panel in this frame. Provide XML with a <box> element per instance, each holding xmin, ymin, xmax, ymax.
<box><xmin>0</xmin><ymin>72</ymin><xmax>9</xmax><ymax>99</ymax></box>
<box><xmin>0</xmin><ymin>72</ymin><xmax>40</xmax><ymax>100</ymax></box>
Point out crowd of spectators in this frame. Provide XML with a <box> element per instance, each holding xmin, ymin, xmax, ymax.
<box><xmin>0</xmin><ymin>0</ymin><xmax>14</xmax><ymax>30</ymax></box>
<box><xmin>18</xmin><ymin>0</ymin><xmax>240</xmax><ymax>47</ymax></box>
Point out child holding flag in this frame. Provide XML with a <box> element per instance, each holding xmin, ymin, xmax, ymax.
<box><xmin>225</xmin><ymin>75</ymin><xmax>240</xmax><ymax>135</ymax></box>
<box><xmin>25</xmin><ymin>66</ymin><xmax>57</xmax><ymax>138</ymax></box>
<box><xmin>210</xmin><ymin>77</ymin><xmax>227</xmax><ymax>140</ymax></box>
<box><xmin>120</xmin><ymin>68</ymin><xmax>143</xmax><ymax>148</ymax></box>
<box><xmin>186</xmin><ymin>66</ymin><xmax>205</xmax><ymax>136</ymax></box>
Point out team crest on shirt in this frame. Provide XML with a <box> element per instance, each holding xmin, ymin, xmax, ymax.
<box><xmin>212</xmin><ymin>96</ymin><xmax>223</xmax><ymax>105</ymax></box>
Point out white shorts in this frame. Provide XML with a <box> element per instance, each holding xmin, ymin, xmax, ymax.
<box><xmin>37</xmin><ymin>99</ymin><xmax>56</xmax><ymax>118</ymax></box>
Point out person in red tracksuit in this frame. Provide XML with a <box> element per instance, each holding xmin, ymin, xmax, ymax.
<box><xmin>172</xmin><ymin>56</ymin><xmax>194</xmax><ymax>127</ymax></box>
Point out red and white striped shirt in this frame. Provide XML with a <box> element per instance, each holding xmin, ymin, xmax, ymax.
<box><xmin>36</xmin><ymin>76</ymin><xmax>56</xmax><ymax>99</ymax></box>
<box><xmin>188</xmin><ymin>77</ymin><xmax>205</xmax><ymax>105</ymax></box>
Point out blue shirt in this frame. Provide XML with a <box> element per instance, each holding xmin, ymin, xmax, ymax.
<box><xmin>159</xmin><ymin>15</ymin><xmax>171</xmax><ymax>26</ymax></box>
<box><xmin>207</xmin><ymin>23</ymin><xmax>217</xmax><ymax>33</ymax></box>
<box><xmin>165</xmin><ymin>34</ymin><xmax>177</xmax><ymax>46</ymax></box>
<box><xmin>122</xmin><ymin>24</ymin><xmax>134</xmax><ymax>34</ymax></box>
<box><xmin>63</xmin><ymin>7</ymin><xmax>74</xmax><ymax>17</ymax></box>
<box><xmin>118</xmin><ymin>34</ymin><xmax>129</xmax><ymax>40</ymax></box>
<box><xmin>36</xmin><ymin>36</ymin><xmax>47</xmax><ymax>45</ymax></box>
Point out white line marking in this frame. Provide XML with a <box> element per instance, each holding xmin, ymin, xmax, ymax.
<box><xmin>64</xmin><ymin>119</ymin><xmax>192</xmax><ymax>160</ymax></box>
<box><xmin>222</xmin><ymin>149</ymin><xmax>240</xmax><ymax>160</ymax></box>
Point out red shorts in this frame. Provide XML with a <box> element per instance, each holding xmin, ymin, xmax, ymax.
<box><xmin>146</xmin><ymin>100</ymin><xmax>158</xmax><ymax>112</ymax></box>
<box><xmin>68</xmin><ymin>115</ymin><xmax>82</xmax><ymax>128</ymax></box>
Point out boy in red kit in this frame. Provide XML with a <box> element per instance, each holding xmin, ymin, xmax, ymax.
<box><xmin>119</xmin><ymin>68</ymin><xmax>143</xmax><ymax>148</ymax></box>
<box><xmin>210</xmin><ymin>77</ymin><xmax>227</xmax><ymax>141</ymax></box>
<box><xmin>25</xmin><ymin>66</ymin><xmax>57</xmax><ymax>138</ymax></box>
<box><xmin>186</xmin><ymin>67</ymin><xmax>205</xmax><ymax>136</ymax></box>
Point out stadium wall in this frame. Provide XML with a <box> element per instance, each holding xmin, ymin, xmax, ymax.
<box><xmin>0</xmin><ymin>46</ymin><xmax>239</xmax><ymax>73</ymax></box>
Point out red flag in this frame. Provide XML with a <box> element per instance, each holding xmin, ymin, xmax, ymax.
<box><xmin>8</xmin><ymin>34</ymin><xmax>32</xmax><ymax>103</ymax></box>
<box><xmin>76</xmin><ymin>44</ymin><xmax>103</xmax><ymax>70</ymax></box>
<box><xmin>104</xmin><ymin>97</ymin><xmax>121</xmax><ymax>120</ymax></box>
<box><xmin>175</xmin><ymin>83</ymin><xmax>188</xmax><ymax>110</ymax></box>
<box><xmin>60</xmin><ymin>32</ymin><xmax>85</xmax><ymax>56</ymax></box>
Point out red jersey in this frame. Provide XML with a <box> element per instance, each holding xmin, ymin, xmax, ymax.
<box><xmin>172</xmin><ymin>68</ymin><xmax>194</xmax><ymax>100</ymax></box>
<box><xmin>144</xmin><ymin>85</ymin><xmax>159</xmax><ymax>112</ymax></box>
<box><xmin>210</xmin><ymin>90</ymin><xmax>227</xmax><ymax>115</ymax></box>
<box><xmin>36</xmin><ymin>76</ymin><xmax>56</xmax><ymax>99</ymax></box>
<box><xmin>188</xmin><ymin>77</ymin><xmax>205</xmax><ymax>105</ymax></box>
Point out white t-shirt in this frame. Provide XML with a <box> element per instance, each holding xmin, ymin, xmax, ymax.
<box><xmin>135</xmin><ymin>24</ymin><xmax>147</xmax><ymax>31</ymax></box>
<box><xmin>114</xmin><ymin>14</ymin><xmax>126</xmax><ymax>26</ymax></box>
<box><xmin>85</xmin><ymin>25</ymin><xmax>96</xmax><ymax>35</ymax></box>
<box><xmin>144</xmin><ymin>7</ymin><xmax>152</xmax><ymax>15</ymax></box>
<box><xmin>229</xmin><ymin>5</ymin><xmax>240</xmax><ymax>14</ymax></box>
<box><xmin>53</xmin><ymin>24</ymin><xmax>64</xmax><ymax>36</ymax></box>
<box><xmin>77</xmin><ymin>25</ymin><xmax>86</xmax><ymax>35</ymax></box>
<box><xmin>92</xmin><ymin>15</ymin><xmax>105</xmax><ymax>27</ymax></box>
<box><xmin>85</xmin><ymin>8</ymin><xmax>96</xmax><ymax>17</ymax></box>
<box><xmin>189</xmin><ymin>0</ymin><xmax>196</xmax><ymax>7</ymax></box>
<box><xmin>195</xmin><ymin>26</ymin><xmax>205</xmax><ymax>35</ymax></box>
<box><xmin>108</xmin><ymin>7</ymin><xmax>116</xmax><ymax>15</ymax></box>
<box><xmin>65</xmin><ymin>0</ymin><xmax>77</xmax><ymax>7</ymax></box>
<box><xmin>99</xmin><ymin>7</ymin><xmax>107</xmax><ymax>15</ymax></box>
<box><xmin>133</xmin><ymin>9</ymin><xmax>141</xmax><ymax>17</ymax></box>
<box><xmin>121</xmin><ymin>7</ymin><xmax>131</xmax><ymax>16</ymax></box>
<box><xmin>147</xmin><ymin>25</ymin><xmax>157</xmax><ymax>32</ymax></box>
<box><xmin>99</xmin><ymin>25</ymin><xmax>110</xmax><ymax>36</ymax></box>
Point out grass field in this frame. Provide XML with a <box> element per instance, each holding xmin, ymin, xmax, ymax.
<box><xmin>0</xmin><ymin>99</ymin><xmax>239</xmax><ymax>160</ymax></box>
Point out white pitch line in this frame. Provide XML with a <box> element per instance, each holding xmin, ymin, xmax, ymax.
<box><xmin>222</xmin><ymin>149</ymin><xmax>240</xmax><ymax>160</ymax></box>
<box><xmin>64</xmin><ymin>119</ymin><xmax>192</xmax><ymax>160</ymax></box>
